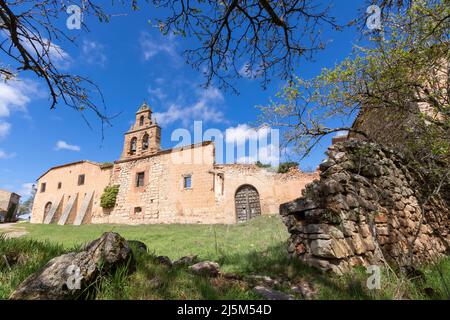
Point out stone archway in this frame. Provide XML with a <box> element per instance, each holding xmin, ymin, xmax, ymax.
<box><xmin>235</xmin><ymin>184</ymin><xmax>261</xmax><ymax>222</ymax></box>
<box><xmin>43</xmin><ymin>201</ymin><xmax>52</xmax><ymax>221</ymax></box>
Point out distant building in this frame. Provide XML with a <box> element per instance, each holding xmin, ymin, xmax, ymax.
<box><xmin>31</xmin><ymin>102</ymin><xmax>318</xmax><ymax>225</ymax></box>
<box><xmin>0</xmin><ymin>189</ymin><xmax>21</xmax><ymax>222</ymax></box>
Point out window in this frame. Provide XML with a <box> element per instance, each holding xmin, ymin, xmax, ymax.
<box><xmin>40</xmin><ymin>183</ymin><xmax>46</xmax><ymax>193</ymax></box>
<box><xmin>142</xmin><ymin>134</ymin><xmax>149</xmax><ymax>150</ymax></box>
<box><xmin>57</xmin><ymin>182</ymin><xmax>62</xmax><ymax>189</ymax></box>
<box><xmin>78</xmin><ymin>174</ymin><xmax>85</xmax><ymax>186</ymax></box>
<box><xmin>139</xmin><ymin>115</ymin><xmax>144</xmax><ymax>126</ymax></box>
<box><xmin>136</xmin><ymin>172</ymin><xmax>145</xmax><ymax>187</ymax></box>
<box><xmin>134</xmin><ymin>207</ymin><xmax>142</xmax><ymax>214</ymax></box>
<box><xmin>183</xmin><ymin>175</ymin><xmax>192</xmax><ymax>189</ymax></box>
<box><xmin>130</xmin><ymin>137</ymin><xmax>137</xmax><ymax>155</ymax></box>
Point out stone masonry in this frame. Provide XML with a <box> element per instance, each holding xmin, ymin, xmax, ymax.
<box><xmin>281</xmin><ymin>140</ymin><xmax>450</xmax><ymax>274</ymax></box>
<box><xmin>31</xmin><ymin>102</ymin><xmax>318</xmax><ymax>225</ymax></box>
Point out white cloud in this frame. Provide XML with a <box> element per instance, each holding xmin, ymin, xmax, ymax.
<box><xmin>0</xmin><ymin>122</ymin><xmax>11</xmax><ymax>138</ymax></box>
<box><xmin>0</xmin><ymin>78</ymin><xmax>38</xmax><ymax>138</ymax></box>
<box><xmin>18</xmin><ymin>182</ymin><xmax>35</xmax><ymax>198</ymax></box>
<box><xmin>0</xmin><ymin>149</ymin><xmax>16</xmax><ymax>159</ymax></box>
<box><xmin>153</xmin><ymin>86</ymin><xmax>226</xmax><ymax>126</ymax></box>
<box><xmin>140</xmin><ymin>32</ymin><xmax>178</xmax><ymax>61</ymax></box>
<box><xmin>239</xmin><ymin>62</ymin><xmax>265</xmax><ymax>79</ymax></box>
<box><xmin>235</xmin><ymin>144</ymin><xmax>280</xmax><ymax>166</ymax></box>
<box><xmin>82</xmin><ymin>40</ymin><xmax>107</xmax><ymax>66</ymax></box>
<box><xmin>22</xmin><ymin>37</ymin><xmax>71</xmax><ymax>69</ymax></box>
<box><xmin>55</xmin><ymin>140</ymin><xmax>81</xmax><ymax>152</ymax></box>
<box><xmin>0</xmin><ymin>80</ymin><xmax>31</xmax><ymax>117</ymax></box>
<box><xmin>225</xmin><ymin>124</ymin><xmax>271</xmax><ymax>146</ymax></box>
<box><xmin>148</xmin><ymin>86</ymin><xmax>167</xmax><ymax>101</ymax></box>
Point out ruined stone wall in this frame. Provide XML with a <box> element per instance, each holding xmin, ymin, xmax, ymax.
<box><xmin>0</xmin><ymin>190</ymin><xmax>13</xmax><ymax>212</ymax></box>
<box><xmin>215</xmin><ymin>164</ymin><xmax>319</xmax><ymax>221</ymax></box>
<box><xmin>281</xmin><ymin>141</ymin><xmax>450</xmax><ymax>274</ymax></box>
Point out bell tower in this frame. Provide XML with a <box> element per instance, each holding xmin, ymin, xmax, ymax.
<box><xmin>120</xmin><ymin>101</ymin><xmax>161</xmax><ymax>160</ymax></box>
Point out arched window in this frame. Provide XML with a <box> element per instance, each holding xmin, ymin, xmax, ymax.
<box><xmin>142</xmin><ymin>133</ymin><xmax>149</xmax><ymax>150</ymax></box>
<box><xmin>130</xmin><ymin>137</ymin><xmax>137</xmax><ymax>154</ymax></box>
<box><xmin>139</xmin><ymin>115</ymin><xmax>144</xmax><ymax>126</ymax></box>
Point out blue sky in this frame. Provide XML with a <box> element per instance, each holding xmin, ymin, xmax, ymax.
<box><xmin>0</xmin><ymin>1</ymin><xmax>369</xmax><ymax>198</ymax></box>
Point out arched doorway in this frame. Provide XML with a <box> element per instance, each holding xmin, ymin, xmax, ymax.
<box><xmin>44</xmin><ymin>201</ymin><xmax>52</xmax><ymax>221</ymax></box>
<box><xmin>235</xmin><ymin>185</ymin><xmax>261</xmax><ymax>222</ymax></box>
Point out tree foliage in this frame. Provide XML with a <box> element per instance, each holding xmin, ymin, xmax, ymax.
<box><xmin>260</xmin><ymin>0</ymin><xmax>449</xmax><ymax>158</ymax></box>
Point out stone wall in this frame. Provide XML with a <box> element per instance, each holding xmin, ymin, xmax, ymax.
<box><xmin>281</xmin><ymin>140</ymin><xmax>450</xmax><ymax>274</ymax></box>
<box><xmin>215</xmin><ymin>164</ymin><xmax>319</xmax><ymax>220</ymax></box>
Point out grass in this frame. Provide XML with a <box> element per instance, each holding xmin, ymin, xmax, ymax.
<box><xmin>1</xmin><ymin>215</ymin><xmax>449</xmax><ymax>300</ymax></box>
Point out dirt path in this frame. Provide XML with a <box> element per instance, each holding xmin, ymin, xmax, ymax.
<box><xmin>0</xmin><ymin>223</ymin><xmax>28</xmax><ymax>239</ymax></box>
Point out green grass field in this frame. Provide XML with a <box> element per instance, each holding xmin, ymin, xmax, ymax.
<box><xmin>1</xmin><ymin>216</ymin><xmax>449</xmax><ymax>300</ymax></box>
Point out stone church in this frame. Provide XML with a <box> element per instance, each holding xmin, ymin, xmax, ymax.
<box><xmin>31</xmin><ymin>103</ymin><xmax>317</xmax><ymax>225</ymax></box>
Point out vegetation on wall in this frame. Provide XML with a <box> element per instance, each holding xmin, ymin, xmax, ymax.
<box><xmin>255</xmin><ymin>161</ymin><xmax>271</xmax><ymax>169</ymax></box>
<box><xmin>277</xmin><ymin>162</ymin><xmax>299</xmax><ymax>173</ymax></box>
<box><xmin>100</xmin><ymin>185</ymin><xmax>120</xmax><ymax>209</ymax></box>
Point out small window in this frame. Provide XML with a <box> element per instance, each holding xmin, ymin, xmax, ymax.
<box><xmin>40</xmin><ymin>183</ymin><xmax>46</xmax><ymax>193</ymax></box>
<box><xmin>134</xmin><ymin>207</ymin><xmax>142</xmax><ymax>214</ymax></box>
<box><xmin>183</xmin><ymin>175</ymin><xmax>192</xmax><ymax>189</ymax></box>
<box><xmin>57</xmin><ymin>182</ymin><xmax>62</xmax><ymax>189</ymax></box>
<box><xmin>139</xmin><ymin>115</ymin><xmax>144</xmax><ymax>126</ymax></box>
<box><xmin>136</xmin><ymin>172</ymin><xmax>145</xmax><ymax>187</ymax></box>
<box><xmin>78</xmin><ymin>174</ymin><xmax>85</xmax><ymax>186</ymax></box>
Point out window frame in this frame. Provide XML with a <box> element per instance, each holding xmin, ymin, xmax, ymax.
<box><xmin>136</xmin><ymin>171</ymin><xmax>145</xmax><ymax>187</ymax></box>
<box><xmin>40</xmin><ymin>182</ymin><xmax>46</xmax><ymax>193</ymax></box>
<box><xmin>78</xmin><ymin>174</ymin><xmax>85</xmax><ymax>186</ymax></box>
<box><xmin>183</xmin><ymin>175</ymin><xmax>192</xmax><ymax>189</ymax></box>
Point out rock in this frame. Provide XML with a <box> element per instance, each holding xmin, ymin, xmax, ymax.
<box><xmin>291</xmin><ymin>280</ymin><xmax>318</xmax><ymax>300</ymax></box>
<box><xmin>10</xmin><ymin>232</ymin><xmax>134</xmax><ymax>300</ymax></box>
<box><xmin>189</xmin><ymin>261</ymin><xmax>220</xmax><ymax>277</ymax></box>
<box><xmin>156</xmin><ymin>255</ymin><xmax>172</xmax><ymax>267</ymax></box>
<box><xmin>252</xmin><ymin>286</ymin><xmax>294</xmax><ymax>300</ymax></box>
<box><xmin>173</xmin><ymin>255</ymin><xmax>198</xmax><ymax>266</ymax></box>
<box><xmin>127</xmin><ymin>240</ymin><xmax>148</xmax><ymax>252</ymax></box>
<box><xmin>221</xmin><ymin>272</ymin><xmax>243</xmax><ymax>281</ymax></box>
<box><xmin>247</xmin><ymin>275</ymin><xmax>280</xmax><ymax>287</ymax></box>
<box><xmin>319</xmin><ymin>159</ymin><xmax>336</xmax><ymax>171</ymax></box>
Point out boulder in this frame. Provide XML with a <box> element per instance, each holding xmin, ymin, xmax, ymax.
<box><xmin>156</xmin><ymin>255</ymin><xmax>173</xmax><ymax>267</ymax></box>
<box><xmin>10</xmin><ymin>232</ymin><xmax>134</xmax><ymax>300</ymax></box>
<box><xmin>189</xmin><ymin>261</ymin><xmax>220</xmax><ymax>277</ymax></box>
<box><xmin>173</xmin><ymin>255</ymin><xmax>198</xmax><ymax>266</ymax></box>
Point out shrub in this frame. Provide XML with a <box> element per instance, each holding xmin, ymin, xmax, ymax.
<box><xmin>255</xmin><ymin>161</ymin><xmax>271</xmax><ymax>168</ymax></box>
<box><xmin>100</xmin><ymin>185</ymin><xmax>120</xmax><ymax>209</ymax></box>
<box><xmin>277</xmin><ymin>161</ymin><xmax>299</xmax><ymax>173</ymax></box>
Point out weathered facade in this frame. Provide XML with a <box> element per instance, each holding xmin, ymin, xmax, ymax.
<box><xmin>0</xmin><ymin>189</ymin><xmax>20</xmax><ymax>222</ymax></box>
<box><xmin>31</xmin><ymin>103</ymin><xmax>317</xmax><ymax>225</ymax></box>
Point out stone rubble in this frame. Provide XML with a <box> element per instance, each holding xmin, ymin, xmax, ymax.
<box><xmin>281</xmin><ymin>140</ymin><xmax>450</xmax><ymax>274</ymax></box>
